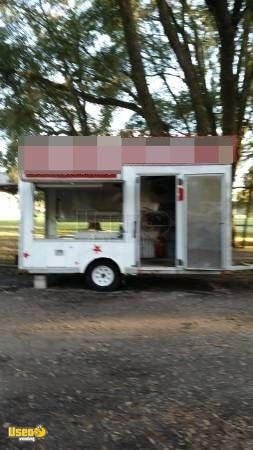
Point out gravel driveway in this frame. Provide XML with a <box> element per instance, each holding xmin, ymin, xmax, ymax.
<box><xmin>0</xmin><ymin>269</ymin><xmax>253</xmax><ymax>449</ymax></box>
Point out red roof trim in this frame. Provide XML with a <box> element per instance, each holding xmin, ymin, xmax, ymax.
<box><xmin>25</xmin><ymin>173</ymin><xmax>118</xmax><ymax>179</ymax></box>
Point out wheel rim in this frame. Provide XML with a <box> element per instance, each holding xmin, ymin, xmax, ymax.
<box><xmin>91</xmin><ymin>265</ymin><xmax>115</xmax><ymax>287</ymax></box>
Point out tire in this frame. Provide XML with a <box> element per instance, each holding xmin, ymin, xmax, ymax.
<box><xmin>85</xmin><ymin>259</ymin><xmax>121</xmax><ymax>291</ymax></box>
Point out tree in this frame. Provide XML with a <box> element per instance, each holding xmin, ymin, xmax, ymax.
<box><xmin>0</xmin><ymin>0</ymin><xmax>252</xmax><ymax>172</ymax></box>
<box><xmin>234</xmin><ymin>165</ymin><xmax>253</xmax><ymax>246</ymax></box>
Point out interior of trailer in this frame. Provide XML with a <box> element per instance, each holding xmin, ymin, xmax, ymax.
<box><xmin>140</xmin><ymin>176</ymin><xmax>176</xmax><ymax>267</ymax></box>
<box><xmin>33</xmin><ymin>182</ymin><xmax>124</xmax><ymax>239</ymax></box>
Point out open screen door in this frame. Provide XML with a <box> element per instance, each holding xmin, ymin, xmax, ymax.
<box><xmin>185</xmin><ymin>174</ymin><xmax>223</xmax><ymax>269</ymax></box>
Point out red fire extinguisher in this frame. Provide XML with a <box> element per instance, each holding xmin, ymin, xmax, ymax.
<box><xmin>155</xmin><ymin>236</ymin><xmax>166</xmax><ymax>258</ymax></box>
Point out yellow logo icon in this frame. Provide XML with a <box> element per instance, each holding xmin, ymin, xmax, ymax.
<box><xmin>8</xmin><ymin>425</ymin><xmax>47</xmax><ymax>442</ymax></box>
<box><xmin>33</xmin><ymin>425</ymin><xmax>47</xmax><ymax>438</ymax></box>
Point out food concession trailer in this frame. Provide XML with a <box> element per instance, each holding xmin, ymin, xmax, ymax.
<box><xmin>18</xmin><ymin>135</ymin><xmax>250</xmax><ymax>290</ymax></box>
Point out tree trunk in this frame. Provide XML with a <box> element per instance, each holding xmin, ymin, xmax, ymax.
<box><xmin>157</xmin><ymin>0</ymin><xmax>211</xmax><ymax>135</ymax></box>
<box><xmin>118</xmin><ymin>0</ymin><xmax>168</xmax><ymax>135</ymax></box>
<box><xmin>205</xmin><ymin>0</ymin><xmax>237</xmax><ymax>135</ymax></box>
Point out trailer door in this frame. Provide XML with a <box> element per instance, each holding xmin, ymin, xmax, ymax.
<box><xmin>135</xmin><ymin>175</ymin><xmax>141</xmax><ymax>266</ymax></box>
<box><xmin>185</xmin><ymin>174</ymin><xmax>224</xmax><ymax>269</ymax></box>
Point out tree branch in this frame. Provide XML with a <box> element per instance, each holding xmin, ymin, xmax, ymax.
<box><xmin>26</xmin><ymin>72</ymin><xmax>143</xmax><ymax>114</ymax></box>
<box><xmin>232</xmin><ymin>0</ymin><xmax>244</xmax><ymax>27</ymax></box>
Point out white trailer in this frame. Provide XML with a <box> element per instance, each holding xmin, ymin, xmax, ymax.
<box><xmin>18</xmin><ymin>135</ymin><xmax>252</xmax><ymax>290</ymax></box>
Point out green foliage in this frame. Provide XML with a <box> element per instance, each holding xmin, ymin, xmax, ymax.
<box><xmin>0</xmin><ymin>0</ymin><xmax>252</xmax><ymax>169</ymax></box>
<box><xmin>244</xmin><ymin>167</ymin><xmax>253</xmax><ymax>188</ymax></box>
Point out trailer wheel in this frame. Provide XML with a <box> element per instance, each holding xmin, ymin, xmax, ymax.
<box><xmin>85</xmin><ymin>259</ymin><xmax>121</xmax><ymax>291</ymax></box>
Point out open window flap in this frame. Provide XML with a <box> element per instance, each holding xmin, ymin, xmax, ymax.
<box><xmin>54</xmin><ymin>185</ymin><xmax>123</xmax><ymax>218</ymax></box>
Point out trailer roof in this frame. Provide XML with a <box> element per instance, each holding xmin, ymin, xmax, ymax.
<box><xmin>19</xmin><ymin>135</ymin><xmax>236</xmax><ymax>181</ymax></box>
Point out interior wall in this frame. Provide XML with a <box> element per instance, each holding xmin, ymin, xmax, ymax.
<box><xmin>140</xmin><ymin>176</ymin><xmax>176</xmax><ymax>264</ymax></box>
<box><xmin>55</xmin><ymin>184</ymin><xmax>122</xmax><ymax>220</ymax></box>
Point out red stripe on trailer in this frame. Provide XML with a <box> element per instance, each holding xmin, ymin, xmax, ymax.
<box><xmin>25</xmin><ymin>173</ymin><xmax>118</xmax><ymax>179</ymax></box>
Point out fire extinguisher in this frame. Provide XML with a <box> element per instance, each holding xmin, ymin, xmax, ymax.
<box><xmin>155</xmin><ymin>236</ymin><xmax>166</xmax><ymax>258</ymax></box>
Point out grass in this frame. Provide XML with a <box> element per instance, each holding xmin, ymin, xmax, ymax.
<box><xmin>0</xmin><ymin>219</ymin><xmax>122</xmax><ymax>263</ymax></box>
<box><xmin>0</xmin><ymin>217</ymin><xmax>252</xmax><ymax>264</ymax></box>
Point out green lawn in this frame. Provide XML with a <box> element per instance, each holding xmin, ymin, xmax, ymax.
<box><xmin>0</xmin><ymin>216</ymin><xmax>252</xmax><ymax>264</ymax></box>
<box><xmin>0</xmin><ymin>219</ymin><xmax>122</xmax><ymax>263</ymax></box>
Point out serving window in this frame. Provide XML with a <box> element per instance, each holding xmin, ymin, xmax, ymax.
<box><xmin>33</xmin><ymin>182</ymin><xmax>124</xmax><ymax>240</ymax></box>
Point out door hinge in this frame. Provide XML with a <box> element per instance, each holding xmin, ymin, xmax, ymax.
<box><xmin>133</xmin><ymin>220</ymin><xmax>137</xmax><ymax>238</ymax></box>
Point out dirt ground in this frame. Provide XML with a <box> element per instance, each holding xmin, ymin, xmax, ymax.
<box><xmin>0</xmin><ymin>269</ymin><xmax>253</xmax><ymax>450</ymax></box>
